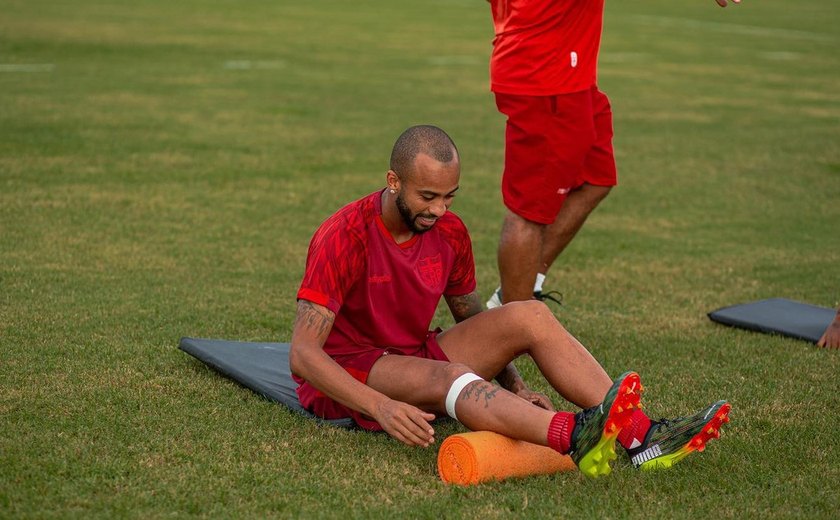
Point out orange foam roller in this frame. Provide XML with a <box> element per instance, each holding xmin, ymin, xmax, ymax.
<box><xmin>437</xmin><ymin>431</ymin><xmax>577</xmax><ymax>485</ymax></box>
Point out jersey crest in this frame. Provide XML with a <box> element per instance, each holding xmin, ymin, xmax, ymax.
<box><xmin>418</xmin><ymin>254</ymin><xmax>443</xmax><ymax>288</ymax></box>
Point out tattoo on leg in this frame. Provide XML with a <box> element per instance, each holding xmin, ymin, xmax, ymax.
<box><xmin>294</xmin><ymin>300</ymin><xmax>334</xmax><ymax>338</ymax></box>
<box><xmin>460</xmin><ymin>381</ymin><xmax>501</xmax><ymax>408</ymax></box>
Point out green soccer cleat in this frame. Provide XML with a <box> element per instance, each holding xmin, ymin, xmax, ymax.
<box><xmin>570</xmin><ymin>371</ymin><xmax>643</xmax><ymax>478</ymax></box>
<box><xmin>628</xmin><ymin>400</ymin><xmax>731</xmax><ymax>471</ymax></box>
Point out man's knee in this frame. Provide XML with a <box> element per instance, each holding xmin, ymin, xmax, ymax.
<box><xmin>487</xmin><ymin>300</ymin><xmax>555</xmax><ymax>340</ymax></box>
<box><xmin>502</xmin><ymin>210</ymin><xmax>544</xmax><ymax>235</ymax></box>
<box><xmin>502</xmin><ymin>299</ymin><xmax>554</xmax><ymax>324</ymax></box>
<box><xmin>440</xmin><ymin>363</ymin><xmax>484</xmax><ymax>420</ymax></box>
<box><xmin>438</xmin><ymin>363</ymin><xmax>479</xmax><ymax>390</ymax></box>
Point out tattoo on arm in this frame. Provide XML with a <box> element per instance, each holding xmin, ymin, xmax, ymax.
<box><xmin>460</xmin><ymin>381</ymin><xmax>501</xmax><ymax>409</ymax></box>
<box><xmin>294</xmin><ymin>300</ymin><xmax>335</xmax><ymax>339</ymax></box>
<box><xmin>445</xmin><ymin>291</ymin><xmax>484</xmax><ymax>323</ymax></box>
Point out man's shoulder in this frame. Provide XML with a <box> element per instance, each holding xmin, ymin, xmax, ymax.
<box><xmin>435</xmin><ymin>210</ymin><xmax>471</xmax><ymax>242</ymax></box>
<box><xmin>315</xmin><ymin>191</ymin><xmax>379</xmax><ymax>238</ymax></box>
<box><xmin>328</xmin><ymin>191</ymin><xmax>379</xmax><ymax>225</ymax></box>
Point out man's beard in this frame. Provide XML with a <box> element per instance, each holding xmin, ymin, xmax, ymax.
<box><xmin>396</xmin><ymin>192</ymin><xmax>436</xmax><ymax>234</ymax></box>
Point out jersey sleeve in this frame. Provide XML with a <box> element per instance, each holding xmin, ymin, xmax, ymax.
<box><xmin>297</xmin><ymin>212</ymin><xmax>366</xmax><ymax>315</ymax></box>
<box><xmin>441</xmin><ymin>215</ymin><xmax>477</xmax><ymax>296</ymax></box>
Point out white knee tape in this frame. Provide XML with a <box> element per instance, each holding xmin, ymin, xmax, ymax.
<box><xmin>445</xmin><ymin>373</ymin><xmax>484</xmax><ymax>421</ymax></box>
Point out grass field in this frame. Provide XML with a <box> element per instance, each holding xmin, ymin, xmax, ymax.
<box><xmin>1</xmin><ymin>0</ymin><xmax>839</xmax><ymax>517</ymax></box>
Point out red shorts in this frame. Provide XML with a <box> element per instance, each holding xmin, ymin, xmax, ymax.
<box><xmin>295</xmin><ymin>330</ymin><xmax>449</xmax><ymax>431</ymax></box>
<box><xmin>495</xmin><ymin>86</ymin><xmax>617</xmax><ymax>224</ymax></box>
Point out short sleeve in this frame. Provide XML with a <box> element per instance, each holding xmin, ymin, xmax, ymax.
<box><xmin>440</xmin><ymin>215</ymin><xmax>477</xmax><ymax>296</ymax></box>
<box><xmin>297</xmin><ymin>212</ymin><xmax>366</xmax><ymax>314</ymax></box>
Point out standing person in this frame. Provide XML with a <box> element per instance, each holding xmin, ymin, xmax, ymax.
<box><xmin>485</xmin><ymin>0</ymin><xmax>742</xmax><ymax>308</ymax></box>
<box><xmin>290</xmin><ymin>125</ymin><xmax>731</xmax><ymax>477</ymax></box>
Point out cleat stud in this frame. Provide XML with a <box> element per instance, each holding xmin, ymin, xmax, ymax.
<box><xmin>617</xmin><ymin>406</ymin><xmax>624</xmax><ymax>414</ymax></box>
<box><xmin>707</xmin><ymin>427</ymin><xmax>715</xmax><ymax>434</ymax></box>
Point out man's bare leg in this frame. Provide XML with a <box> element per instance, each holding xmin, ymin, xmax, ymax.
<box><xmin>539</xmin><ymin>183</ymin><xmax>611</xmax><ymax>275</ymax></box>
<box><xmin>497</xmin><ymin>184</ymin><xmax>610</xmax><ymax>305</ymax></box>
<box><xmin>438</xmin><ymin>300</ymin><xmax>613</xmax><ymax>407</ymax></box>
<box><xmin>498</xmin><ymin>211</ymin><xmax>544</xmax><ymax>304</ymax></box>
<box><xmin>367</xmin><ymin>355</ymin><xmax>555</xmax><ymax>446</ymax></box>
<box><xmin>366</xmin><ymin>301</ymin><xmax>613</xmax><ymax>444</ymax></box>
<box><xmin>366</xmin><ymin>343</ymin><xmax>642</xmax><ymax>479</ymax></box>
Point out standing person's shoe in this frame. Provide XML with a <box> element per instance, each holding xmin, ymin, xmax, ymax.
<box><xmin>570</xmin><ymin>371</ymin><xmax>643</xmax><ymax>478</ymax></box>
<box><xmin>485</xmin><ymin>287</ymin><xmax>563</xmax><ymax>309</ymax></box>
<box><xmin>627</xmin><ymin>400</ymin><xmax>731</xmax><ymax>471</ymax></box>
<box><xmin>486</xmin><ymin>287</ymin><xmax>503</xmax><ymax>309</ymax></box>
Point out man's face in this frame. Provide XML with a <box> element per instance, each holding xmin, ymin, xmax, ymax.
<box><xmin>394</xmin><ymin>153</ymin><xmax>460</xmax><ymax>234</ymax></box>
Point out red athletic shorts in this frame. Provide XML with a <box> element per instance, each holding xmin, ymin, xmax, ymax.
<box><xmin>495</xmin><ymin>86</ymin><xmax>617</xmax><ymax>225</ymax></box>
<box><xmin>295</xmin><ymin>329</ymin><xmax>449</xmax><ymax>431</ymax></box>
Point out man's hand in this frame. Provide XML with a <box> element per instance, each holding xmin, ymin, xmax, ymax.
<box><xmin>715</xmin><ymin>0</ymin><xmax>741</xmax><ymax>6</ymax></box>
<box><xmin>515</xmin><ymin>387</ymin><xmax>555</xmax><ymax>411</ymax></box>
<box><xmin>817</xmin><ymin>314</ymin><xmax>840</xmax><ymax>349</ymax></box>
<box><xmin>373</xmin><ymin>398</ymin><xmax>437</xmax><ymax>447</ymax></box>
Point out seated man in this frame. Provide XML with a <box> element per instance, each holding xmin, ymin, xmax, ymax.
<box><xmin>289</xmin><ymin>125</ymin><xmax>730</xmax><ymax>477</ymax></box>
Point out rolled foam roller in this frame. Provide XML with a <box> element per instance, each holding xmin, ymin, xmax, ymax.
<box><xmin>437</xmin><ymin>431</ymin><xmax>576</xmax><ymax>485</ymax></box>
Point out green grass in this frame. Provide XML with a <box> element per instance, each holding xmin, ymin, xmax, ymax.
<box><xmin>1</xmin><ymin>0</ymin><xmax>839</xmax><ymax>517</ymax></box>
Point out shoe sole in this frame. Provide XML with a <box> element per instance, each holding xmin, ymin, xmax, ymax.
<box><xmin>638</xmin><ymin>401</ymin><xmax>731</xmax><ymax>472</ymax></box>
<box><xmin>577</xmin><ymin>372</ymin><xmax>643</xmax><ymax>478</ymax></box>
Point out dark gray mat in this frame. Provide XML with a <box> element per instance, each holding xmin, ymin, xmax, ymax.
<box><xmin>708</xmin><ymin>298</ymin><xmax>834</xmax><ymax>343</ymax></box>
<box><xmin>179</xmin><ymin>337</ymin><xmax>354</xmax><ymax>428</ymax></box>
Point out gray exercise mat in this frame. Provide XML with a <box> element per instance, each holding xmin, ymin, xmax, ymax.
<box><xmin>708</xmin><ymin>298</ymin><xmax>834</xmax><ymax>343</ymax></box>
<box><xmin>179</xmin><ymin>337</ymin><xmax>355</xmax><ymax>428</ymax></box>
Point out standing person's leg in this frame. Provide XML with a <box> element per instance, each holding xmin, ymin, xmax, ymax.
<box><xmin>540</xmin><ymin>86</ymin><xmax>617</xmax><ymax>279</ymax></box>
<box><xmin>538</xmin><ymin>183</ymin><xmax>611</xmax><ymax>275</ymax></box>
<box><xmin>493</xmin><ymin>91</ymin><xmax>596</xmax><ymax>305</ymax></box>
<box><xmin>498</xmin><ymin>211</ymin><xmax>544</xmax><ymax>304</ymax></box>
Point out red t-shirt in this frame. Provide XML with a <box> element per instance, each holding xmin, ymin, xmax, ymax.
<box><xmin>489</xmin><ymin>0</ymin><xmax>604</xmax><ymax>96</ymax></box>
<box><xmin>295</xmin><ymin>189</ymin><xmax>476</xmax><ymax>360</ymax></box>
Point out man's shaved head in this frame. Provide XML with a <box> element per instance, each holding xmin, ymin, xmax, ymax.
<box><xmin>389</xmin><ymin>125</ymin><xmax>459</xmax><ymax>179</ymax></box>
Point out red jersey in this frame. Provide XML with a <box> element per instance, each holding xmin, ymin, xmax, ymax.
<box><xmin>295</xmin><ymin>189</ymin><xmax>476</xmax><ymax>360</ymax></box>
<box><xmin>489</xmin><ymin>0</ymin><xmax>604</xmax><ymax>96</ymax></box>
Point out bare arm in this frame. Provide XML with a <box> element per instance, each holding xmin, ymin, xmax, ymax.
<box><xmin>289</xmin><ymin>300</ymin><xmax>436</xmax><ymax>446</ymax></box>
<box><xmin>444</xmin><ymin>290</ymin><xmax>484</xmax><ymax>323</ymax></box>
<box><xmin>444</xmin><ymin>291</ymin><xmax>554</xmax><ymax>410</ymax></box>
<box><xmin>714</xmin><ymin>0</ymin><xmax>741</xmax><ymax>6</ymax></box>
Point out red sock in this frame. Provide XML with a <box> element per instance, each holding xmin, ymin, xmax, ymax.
<box><xmin>546</xmin><ymin>412</ymin><xmax>575</xmax><ymax>454</ymax></box>
<box><xmin>618</xmin><ymin>409</ymin><xmax>652</xmax><ymax>450</ymax></box>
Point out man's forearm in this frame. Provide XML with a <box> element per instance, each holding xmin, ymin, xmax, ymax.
<box><xmin>495</xmin><ymin>362</ymin><xmax>527</xmax><ymax>393</ymax></box>
<box><xmin>291</xmin><ymin>341</ymin><xmax>388</xmax><ymax>418</ymax></box>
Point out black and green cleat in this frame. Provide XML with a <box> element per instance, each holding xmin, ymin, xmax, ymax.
<box><xmin>628</xmin><ymin>400</ymin><xmax>731</xmax><ymax>471</ymax></box>
<box><xmin>570</xmin><ymin>371</ymin><xmax>643</xmax><ymax>478</ymax></box>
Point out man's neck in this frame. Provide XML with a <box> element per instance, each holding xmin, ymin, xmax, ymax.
<box><xmin>380</xmin><ymin>189</ymin><xmax>414</xmax><ymax>244</ymax></box>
